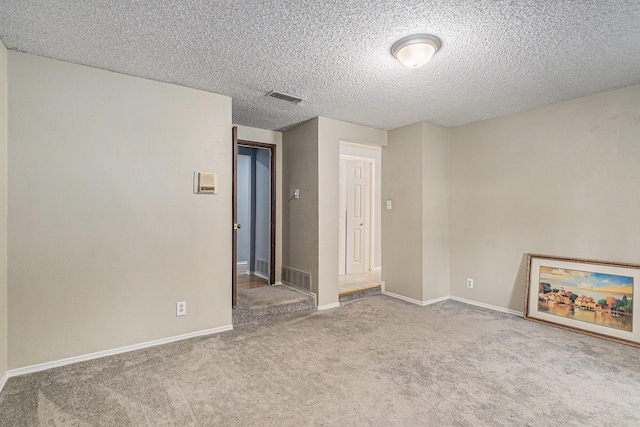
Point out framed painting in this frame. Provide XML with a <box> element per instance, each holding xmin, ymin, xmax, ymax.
<box><xmin>525</xmin><ymin>254</ymin><xmax>640</xmax><ymax>348</ymax></box>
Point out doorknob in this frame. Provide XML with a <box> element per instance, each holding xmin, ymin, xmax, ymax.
<box><xmin>234</xmin><ymin>223</ymin><xmax>242</xmax><ymax>230</ymax></box>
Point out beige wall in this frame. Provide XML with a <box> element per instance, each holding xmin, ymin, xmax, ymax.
<box><xmin>421</xmin><ymin>123</ymin><xmax>450</xmax><ymax>301</ymax></box>
<box><xmin>7</xmin><ymin>52</ymin><xmax>233</xmax><ymax>369</ymax></box>
<box><xmin>317</xmin><ymin>118</ymin><xmax>386</xmax><ymax>306</ymax></box>
<box><xmin>449</xmin><ymin>84</ymin><xmax>640</xmax><ymax>312</ymax></box>
<box><xmin>236</xmin><ymin>125</ymin><xmax>283</xmax><ymax>283</ymax></box>
<box><xmin>382</xmin><ymin>123</ymin><xmax>424</xmax><ymax>301</ymax></box>
<box><xmin>382</xmin><ymin>122</ymin><xmax>449</xmax><ymax>303</ymax></box>
<box><xmin>0</xmin><ymin>40</ymin><xmax>7</xmax><ymax>382</ymax></box>
<box><xmin>282</xmin><ymin>119</ymin><xmax>320</xmax><ymax>296</ymax></box>
<box><xmin>283</xmin><ymin>117</ymin><xmax>385</xmax><ymax>307</ymax></box>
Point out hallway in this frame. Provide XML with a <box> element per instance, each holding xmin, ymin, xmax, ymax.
<box><xmin>338</xmin><ymin>271</ymin><xmax>381</xmax><ymax>295</ymax></box>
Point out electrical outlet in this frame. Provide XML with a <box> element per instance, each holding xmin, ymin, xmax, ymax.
<box><xmin>176</xmin><ymin>301</ymin><xmax>186</xmax><ymax>317</ymax></box>
<box><xmin>466</xmin><ymin>278</ymin><xmax>474</xmax><ymax>289</ymax></box>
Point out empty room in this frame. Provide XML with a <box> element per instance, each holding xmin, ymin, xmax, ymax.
<box><xmin>1</xmin><ymin>1</ymin><xmax>639</xmax><ymax>425</ymax></box>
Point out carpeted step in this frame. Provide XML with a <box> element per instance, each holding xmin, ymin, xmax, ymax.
<box><xmin>233</xmin><ymin>285</ymin><xmax>315</xmax><ymax>325</ymax></box>
<box><xmin>339</xmin><ymin>285</ymin><xmax>381</xmax><ymax>303</ymax></box>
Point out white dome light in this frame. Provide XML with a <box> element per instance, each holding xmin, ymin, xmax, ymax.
<box><xmin>391</xmin><ymin>34</ymin><xmax>441</xmax><ymax>70</ymax></box>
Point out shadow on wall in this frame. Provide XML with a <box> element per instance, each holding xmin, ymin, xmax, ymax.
<box><xmin>509</xmin><ymin>254</ymin><xmax>529</xmax><ymax>312</ymax></box>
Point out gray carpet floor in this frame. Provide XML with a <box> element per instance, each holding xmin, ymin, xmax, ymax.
<box><xmin>232</xmin><ymin>285</ymin><xmax>315</xmax><ymax>325</ymax></box>
<box><xmin>1</xmin><ymin>296</ymin><xmax>640</xmax><ymax>426</ymax></box>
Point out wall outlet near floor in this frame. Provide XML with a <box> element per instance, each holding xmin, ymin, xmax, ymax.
<box><xmin>176</xmin><ymin>301</ymin><xmax>186</xmax><ymax>317</ymax></box>
<box><xmin>466</xmin><ymin>278</ymin><xmax>474</xmax><ymax>289</ymax></box>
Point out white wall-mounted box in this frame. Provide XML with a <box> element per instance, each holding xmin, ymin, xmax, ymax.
<box><xmin>195</xmin><ymin>172</ymin><xmax>218</xmax><ymax>194</ymax></box>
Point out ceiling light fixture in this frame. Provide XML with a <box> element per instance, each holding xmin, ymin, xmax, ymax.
<box><xmin>391</xmin><ymin>34</ymin><xmax>441</xmax><ymax>70</ymax></box>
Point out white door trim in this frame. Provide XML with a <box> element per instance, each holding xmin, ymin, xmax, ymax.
<box><xmin>339</xmin><ymin>158</ymin><xmax>347</xmax><ymax>275</ymax></box>
<box><xmin>339</xmin><ymin>154</ymin><xmax>375</xmax><ymax>273</ymax></box>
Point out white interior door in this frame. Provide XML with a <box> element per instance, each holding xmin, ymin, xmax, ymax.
<box><xmin>346</xmin><ymin>159</ymin><xmax>370</xmax><ymax>274</ymax></box>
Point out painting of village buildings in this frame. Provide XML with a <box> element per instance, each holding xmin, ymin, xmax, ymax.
<box><xmin>538</xmin><ymin>266</ymin><xmax>633</xmax><ymax>332</ymax></box>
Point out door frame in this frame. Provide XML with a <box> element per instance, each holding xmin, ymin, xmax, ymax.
<box><xmin>232</xmin><ymin>127</ymin><xmax>238</xmax><ymax>308</ymax></box>
<box><xmin>339</xmin><ymin>154</ymin><xmax>375</xmax><ymax>274</ymax></box>
<box><xmin>237</xmin><ymin>139</ymin><xmax>277</xmax><ymax>285</ymax></box>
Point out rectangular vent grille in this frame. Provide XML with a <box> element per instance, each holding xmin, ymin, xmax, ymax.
<box><xmin>266</xmin><ymin>90</ymin><xmax>304</xmax><ymax>104</ymax></box>
<box><xmin>281</xmin><ymin>266</ymin><xmax>311</xmax><ymax>291</ymax></box>
<box><xmin>256</xmin><ymin>259</ymin><xmax>269</xmax><ymax>277</ymax></box>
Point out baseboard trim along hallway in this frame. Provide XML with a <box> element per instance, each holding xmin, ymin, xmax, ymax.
<box><xmin>381</xmin><ymin>284</ymin><xmax>522</xmax><ymax>316</ymax></box>
<box><xmin>381</xmin><ymin>290</ymin><xmax>449</xmax><ymax>307</ymax></box>
<box><xmin>449</xmin><ymin>296</ymin><xmax>523</xmax><ymax>317</ymax></box>
<box><xmin>7</xmin><ymin>324</ymin><xmax>233</xmax><ymax>378</ymax></box>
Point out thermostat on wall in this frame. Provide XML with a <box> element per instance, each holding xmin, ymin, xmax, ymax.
<box><xmin>195</xmin><ymin>172</ymin><xmax>218</xmax><ymax>194</ymax></box>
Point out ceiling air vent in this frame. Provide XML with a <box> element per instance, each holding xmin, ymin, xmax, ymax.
<box><xmin>266</xmin><ymin>90</ymin><xmax>304</xmax><ymax>104</ymax></box>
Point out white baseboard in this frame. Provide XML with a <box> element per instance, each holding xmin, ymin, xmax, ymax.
<box><xmin>450</xmin><ymin>296</ymin><xmax>523</xmax><ymax>317</ymax></box>
<box><xmin>382</xmin><ymin>290</ymin><xmax>423</xmax><ymax>305</ymax></box>
<box><xmin>236</xmin><ymin>262</ymin><xmax>247</xmax><ymax>275</ymax></box>
<box><xmin>0</xmin><ymin>372</ymin><xmax>7</xmax><ymax>394</ymax></box>
<box><xmin>421</xmin><ymin>295</ymin><xmax>451</xmax><ymax>306</ymax></box>
<box><xmin>317</xmin><ymin>302</ymin><xmax>341</xmax><ymax>310</ymax></box>
<box><xmin>7</xmin><ymin>324</ymin><xmax>233</xmax><ymax>378</ymax></box>
<box><xmin>253</xmin><ymin>271</ymin><xmax>269</xmax><ymax>282</ymax></box>
<box><xmin>372</xmin><ymin>266</ymin><xmax>382</xmax><ymax>272</ymax></box>
<box><xmin>379</xmin><ymin>284</ymin><xmax>522</xmax><ymax>316</ymax></box>
<box><xmin>382</xmin><ymin>290</ymin><xmax>449</xmax><ymax>307</ymax></box>
<box><xmin>280</xmin><ymin>283</ymin><xmax>318</xmax><ymax>307</ymax></box>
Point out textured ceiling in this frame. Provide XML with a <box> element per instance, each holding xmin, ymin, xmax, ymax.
<box><xmin>1</xmin><ymin>1</ymin><xmax>640</xmax><ymax>131</ymax></box>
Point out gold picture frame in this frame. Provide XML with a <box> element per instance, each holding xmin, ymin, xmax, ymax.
<box><xmin>524</xmin><ymin>254</ymin><xmax>639</xmax><ymax>348</ymax></box>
